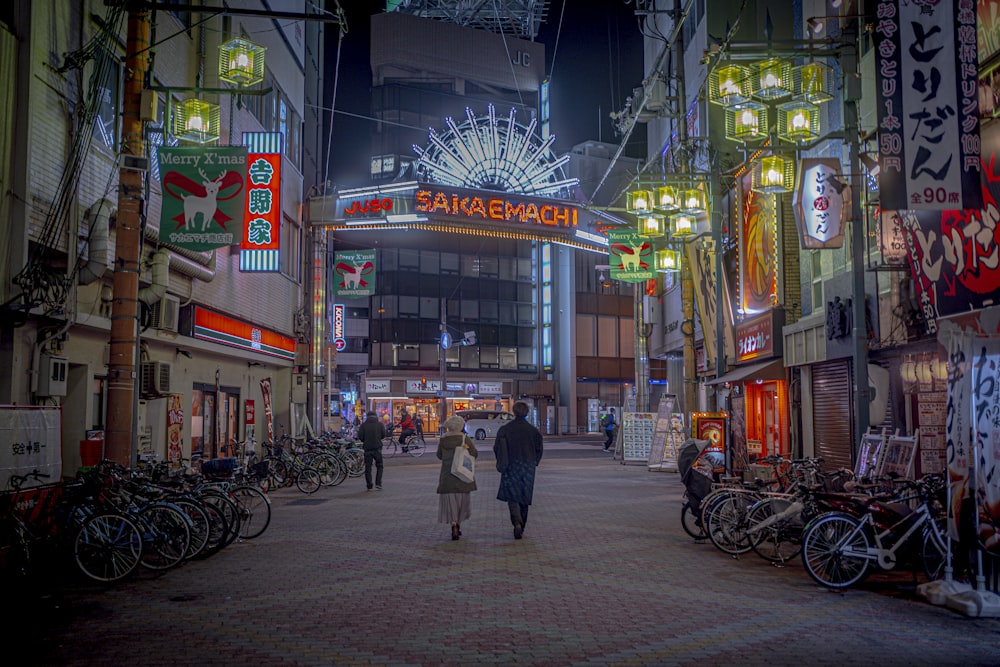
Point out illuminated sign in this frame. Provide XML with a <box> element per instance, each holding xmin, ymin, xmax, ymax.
<box><xmin>415</xmin><ymin>186</ymin><xmax>578</xmax><ymax>229</ymax></box>
<box><xmin>193</xmin><ymin>307</ymin><xmax>296</xmax><ymax>360</ymax></box>
<box><xmin>242</xmin><ymin>153</ymin><xmax>281</xmax><ymax>250</ymax></box>
<box><xmin>735</xmin><ymin>311</ymin><xmax>784</xmax><ymax>363</ymax></box>
<box><xmin>366</xmin><ymin>380</ymin><xmax>390</xmax><ymax>393</ymax></box>
<box><xmin>406</xmin><ymin>379</ymin><xmax>441</xmax><ymax>393</ymax></box>
<box><xmin>344</xmin><ymin>198</ymin><xmax>393</xmax><ymax>216</ymax></box>
<box><xmin>792</xmin><ymin>158</ymin><xmax>847</xmax><ymax>249</ymax></box>
<box><xmin>332</xmin><ymin>303</ymin><xmax>345</xmax><ymax>351</ymax></box>
<box><xmin>240</xmin><ymin>133</ymin><xmax>282</xmax><ymax>272</ymax></box>
<box><xmin>479</xmin><ymin>381</ymin><xmax>503</xmax><ymax>394</ymax></box>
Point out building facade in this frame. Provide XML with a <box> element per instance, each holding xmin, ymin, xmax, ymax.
<box><xmin>0</xmin><ymin>1</ymin><xmax>323</xmax><ymax>474</ymax></box>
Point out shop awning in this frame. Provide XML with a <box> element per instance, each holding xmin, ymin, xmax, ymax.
<box><xmin>705</xmin><ymin>358</ymin><xmax>786</xmax><ymax>386</ymax></box>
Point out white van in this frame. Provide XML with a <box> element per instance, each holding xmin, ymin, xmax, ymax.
<box><xmin>455</xmin><ymin>409</ymin><xmax>514</xmax><ymax>441</ymax></box>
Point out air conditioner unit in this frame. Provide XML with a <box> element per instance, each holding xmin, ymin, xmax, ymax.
<box><xmin>141</xmin><ymin>361</ymin><xmax>172</xmax><ymax>395</ymax></box>
<box><xmin>151</xmin><ymin>295</ymin><xmax>180</xmax><ymax>332</ymax></box>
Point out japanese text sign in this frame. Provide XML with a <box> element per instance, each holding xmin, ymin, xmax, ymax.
<box><xmin>241</xmin><ymin>153</ymin><xmax>281</xmax><ymax>252</ymax></box>
<box><xmin>607</xmin><ymin>230</ymin><xmax>654</xmax><ymax>282</ymax></box>
<box><xmin>874</xmin><ymin>0</ymin><xmax>981</xmax><ymax>211</ymax></box>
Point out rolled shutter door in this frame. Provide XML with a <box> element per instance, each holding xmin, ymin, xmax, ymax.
<box><xmin>812</xmin><ymin>360</ymin><xmax>854</xmax><ymax>471</ymax></box>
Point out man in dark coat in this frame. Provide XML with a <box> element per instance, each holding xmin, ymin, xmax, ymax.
<box><xmin>493</xmin><ymin>401</ymin><xmax>543</xmax><ymax>539</ymax></box>
<box><xmin>357</xmin><ymin>411</ymin><xmax>387</xmax><ymax>491</ymax></box>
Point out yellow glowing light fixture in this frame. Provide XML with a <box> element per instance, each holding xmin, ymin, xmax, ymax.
<box><xmin>680</xmin><ymin>188</ymin><xmax>707</xmax><ymax>215</ymax></box>
<box><xmin>656</xmin><ymin>248</ymin><xmax>679</xmax><ymax>272</ymax></box>
<box><xmin>219</xmin><ymin>37</ymin><xmax>266</xmax><ymax>87</ymax></box>
<box><xmin>751</xmin><ymin>155</ymin><xmax>795</xmax><ymax>193</ymax></box>
<box><xmin>655</xmin><ymin>185</ymin><xmax>679</xmax><ymax>212</ymax></box>
<box><xmin>627</xmin><ymin>189</ymin><xmax>654</xmax><ymax>214</ymax></box>
<box><xmin>637</xmin><ymin>213</ymin><xmax>665</xmax><ymax>237</ymax></box>
<box><xmin>794</xmin><ymin>63</ymin><xmax>834</xmax><ymax>104</ymax></box>
<box><xmin>777</xmin><ymin>100</ymin><xmax>821</xmax><ymax>143</ymax></box>
<box><xmin>708</xmin><ymin>64</ymin><xmax>750</xmax><ymax>107</ymax></box>
<box><xmin>725</xmin><ymin>102</ymin><xmax>768</xmax><ymax>142</ymax></box>
<box><xmin>670</xmin><ymin>212</ymin><xmax>695</xmax><ymax>236</ymax></box>
<box><xmin>753</xmin><ymin>59</ymin><xmax>793</xmax><ymax>100</ymax></box>
<box><xmin>173</xmin><ymin>98</ymin><xmax>221</xmax><ymax>143</ymax></box>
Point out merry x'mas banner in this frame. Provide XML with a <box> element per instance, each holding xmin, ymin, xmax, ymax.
<box><xmin>607</xmin><ymin>230</ymin><xmax>654</xmax><ymax>283</ymax></box>
<box><xmin>895</xmin><ymin>121</ymin><xmax>1000</xmax><ymax>335</ymax></box>
<box><xmin>333</xmin><ymin>249</ymin><xmax>376</xmax><ymax>297</ymax></box>
<box><xmin>158</xmin><ymin>146</ymin><xmax>248</xmax><ymax>251</ymax></box>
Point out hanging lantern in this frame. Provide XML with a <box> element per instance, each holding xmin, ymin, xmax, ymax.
<box><xmin>627</xmin><ymin>189</ymin><xmax>654</xmax><ymax>214</ymax></box>
<box><xmin>725</xmin><ymin>102</ymin><xmax>768</xmax><ymax>142</ymax></box>
<box><xmin>656</xmin><ymin>248</ymin><xmax>679</xmax><ymax>272</ymax></box>
<box><xmin>218</xmin><ymin>37</ymin><xmax>266</xmax><ymax>87</ymax></box>
<box><xmin>752</xmin><ymin>59</ymin><xmax>793</xmax><ymax>100</ymax></box>
<box><xmin>777</xmin><ymin>99</ymin><xmax>821</xmax><ymax>143</ymax></box>
<box><xmin>173</xmin><ymin>98</ymin><xmax>221</xmax><ymax>143</ymax></box>
<box><xmin>794</xmin><ymin>62</ymin><xmax>834</xmax><ymax>104</ymax></box>
<box><xmin>637</xmin><ymin>213</ymin><xmax>665</xmax><ymax>237</ymax></box>
<box><xmin>708</xmin><ymin>64</ymin><xmax>750</xmax><ymax>107</ymax></box>
<box><xmin>679</xmin><ymin>188</ymin><xmax>707</xmax><ymax>215</ymax></box>
<box><xmin>670</xmin><ymin>212</ymin><xmax>695</xmax><ymax>236</ymax></box>
<box><xmin>655</xmin><ymin>185</ymin><xmax>679</xmax><ymax>212</ymax></box>
<box><xmin>751</xmin><ymin>155</ymin><xmax>794</xmax><ymax>193</ymax></box>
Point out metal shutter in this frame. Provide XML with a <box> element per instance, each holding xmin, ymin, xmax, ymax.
<box><xmin>812</xmin><ymin>360</ymin><xmax>854</xmax><ymax>471</ymax></box>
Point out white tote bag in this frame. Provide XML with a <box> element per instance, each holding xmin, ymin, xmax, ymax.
<box><xmin>451</xmin><ymin>441</ymin><xmax>476</xmax><ymax>483</ymax></box>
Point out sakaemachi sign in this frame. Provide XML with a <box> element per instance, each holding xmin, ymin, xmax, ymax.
<box><xmin>415</xmin><ymin>185</ymin><xmax>578</xmax><ymax>229</ymax></box>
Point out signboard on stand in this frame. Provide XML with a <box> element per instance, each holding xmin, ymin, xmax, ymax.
<box><xmin>647</xmin><ymin>394</ymin><xmax>685</xmax><ymax>472</ymax></box>
<box><xmin>620</xmin><ymin>411</ymin><xmax>657</xmax><ymax>464</ymax></box>
<box><xmin>691</xmin><ymin>411</ymin><xmax>728</xmax><ymax>474</ymax></box>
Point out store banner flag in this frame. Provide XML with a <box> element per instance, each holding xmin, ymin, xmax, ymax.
<box><xmin>260</xmin><ymin>377</ymin><xmax>274</xmax><ymax>444</ymax></box>
<box><xmin>971</xmin><ymin>337</ymin><xmax>1000</xmax><ymax>554</ymax></box>
<box><xmin>158</xmin><ymin>146</ymin><xmax>248</xmax><ymax>251</ymax></box>
<box><xmin>873</xmin><ymin>0</ymin><xmax>981</xmax><ymax>211</ymax></box>
<box><xmin>333</xmin><ymin>249</ymin><xmax>376</xmax><ymax>297</ymax></box>
<box><xmin>945</xmin><ymin>335</ymin><xmax>972</xmax><ymax>542</ymax></box>
<box><xmin>607</xmin><ymin>230</ymin><xmax>654</xmax><ymax>282</ymax></box>
<box><xmin>167</xmin><ymin>394</ymin><xmax>184</xmax><ymax>464</ymax></box>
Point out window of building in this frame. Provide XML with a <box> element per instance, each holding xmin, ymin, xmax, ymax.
<box><xmin>243</xmin><ymin>73</ymin><xmax>301</xmax><ymax>170</ymax></box>
<box><xmin>399</xmin><ymin>249</ymin><xmax>420</xmax><ymax>270</ymax></box>
<box><xmin>440</xmin><ymin>252</ymin><xmax>460</xmax><ymax>274</ymax></box>
<box><xmin>399</xmin><ymin>296</ymin><xmax>419</xmax><ymax>318</ymax></box>
<box><xmin>598</xmin><ymin>316</ymin><xmax>618</xmax><ymax>357</ymax></box>
<box><xmin>280</xmin><ymin>217</ymin><xmax>300</xmax><ymax>280</ymax></box>
<box><xmin>576</xmin><ymin>315</ymin><xmax>596</xmax><ymax>356</ymax></box>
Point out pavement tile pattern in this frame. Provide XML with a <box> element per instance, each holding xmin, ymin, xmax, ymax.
<box><xmin>13</xmin><ymin>437</ymin><xmax>1000</xmax><ymax>666</ymax></box>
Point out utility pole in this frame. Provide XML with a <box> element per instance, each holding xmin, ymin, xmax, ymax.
<box><xmin>439</xmin><ymin>299</ymin><xmax>448</xmax><ymax>432</ymax></box>
<box><xmin>106</xmin><ymin>7</ymin><xmax>150</xmax><ymax>465</ymax></box>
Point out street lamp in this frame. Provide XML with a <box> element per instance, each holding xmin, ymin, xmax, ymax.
<box><xmin>627</xmin><ymin>189</ymin><xmax>654</xmax><ymax>214</ymax></box>
<box><xmin>708</xmin><ymin>63</ymin><xmax>751</xmax><ymax>108</ymax></box>
<box><xmin>638</xmin><ymin>213</ymin><xmax>665</xmax><ymax>237</ymax></box>
<box><xmin>752</xmin><ymin>59</ymin><xmax>794</xmax><ymax>101</ymax></box>
<box><xmin>655</xmin><ymin>185</ymin><xmax>679</xmax><ymax>212</ymax></box>
<box><xmin>777</xmin><ymin>100</ymin><xmax>821</xmax><ymax>144</ymax></box>
<box><xmin>751</xmin><ymin>155</ymin><xmax>795</xmax><ymax>194</ymax></box>
<box><xmin>172</xmin><ymin>98</ymin><xmax>221</xmax><ymax>144</ymax></box>
<box><xmin>218</xmin><ymin>37</ymin><xmax>266</xmax><ymax>87</ymax></box>
<box><xmin>725</xmin><ymin>103</ymin><xmax>768</xmax><ymax>142</ymax></box>
<box><xmin>669</xmin><ymin>212</ymin><xmax>695</xmax><ymax>236</ymax></box>
<box><xmin>655</xmin><ymin>248</ymin><xmax>680</xmax><ymax>272</ymax></box>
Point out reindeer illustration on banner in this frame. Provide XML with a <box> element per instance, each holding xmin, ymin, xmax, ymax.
<box><xmin>333</xmin><ymin>249</ymin><xmax>377</xmax><ymax>297</ymax></box>
<box><xmin>607</xmin><ymin>230</ymin><xmax>655</xmax><ymax>283</ymax></box>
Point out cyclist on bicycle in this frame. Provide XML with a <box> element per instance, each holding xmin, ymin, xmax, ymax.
<box><xmin>396</xmin><ymin>411</ymin><xmax>416</xmax><ymax>447</ymax></box>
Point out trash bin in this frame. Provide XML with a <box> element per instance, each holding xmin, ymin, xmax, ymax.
<box><xmin>80</xmin><ymin>438</ymin><xmax>103</xmax><ymax>467</ymax></box>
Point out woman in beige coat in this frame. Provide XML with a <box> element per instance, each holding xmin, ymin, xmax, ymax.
<box><xmin>436</xmin><ymin>415</ymin><xmax>479</xmax><ymax>540</ymax></box>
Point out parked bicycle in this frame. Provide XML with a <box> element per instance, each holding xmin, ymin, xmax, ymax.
<box><xmin>799</xmin><ymin>473</ymin><xmax>951</xmax><ymax>589</ymax></box>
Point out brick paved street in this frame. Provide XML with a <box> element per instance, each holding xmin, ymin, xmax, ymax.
<box><xmin>14</xmin><ymin>438</ymin><xmax>1000</xmax><ymax>666</ymax></box>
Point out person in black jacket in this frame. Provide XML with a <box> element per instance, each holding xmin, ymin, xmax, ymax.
<box><xmin>357</xmin><ymin>411</ymin><xmax>387</xmax><ymax>491</ymax></box>
<box><xmin>493</xmin><ymin>401</ymin><xmax>543</xmax><ymax>539</ymax></box>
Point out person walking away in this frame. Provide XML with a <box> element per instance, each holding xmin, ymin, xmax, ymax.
<box><xmin>414</xmin><ymin>412</ymin><xmax>424</xmax><ymax>437</ymax></box>
<box><xmin>493</xmin><ymin>401</ymin><xmax>543</xmax><ymax>539</ymax></box>
<box><xmin>396</xmin><ymin>411</ymin><xmax>416</xmax><ymax>446</ymax></box>
<box><xmin>436</xmin><ymin>415</ymin><xmax>478</xmax><ymax>540</ymax></box>
<box><xmin>357</xmin><ymin>411</ymin><xmax>386</xmax><ymax>491</ymax></box>
<box><xmin>602</xmin><ymin>407</ymin><xmax>617</xmax><ymax>452</ymax></box>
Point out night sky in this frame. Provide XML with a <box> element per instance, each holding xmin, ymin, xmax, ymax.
<box><xmin>322</xmin><ymin>1</ymin><xmax>646</xmax><ymax>185</ymax></box>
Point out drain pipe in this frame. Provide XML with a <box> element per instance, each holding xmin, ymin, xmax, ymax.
<box><xmin>77</xmin><ymin>198</ymin><xmax>116</xmax><ymax>285</ymax></box>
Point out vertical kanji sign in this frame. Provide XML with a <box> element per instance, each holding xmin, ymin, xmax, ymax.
<box><xmin>874</xmin><ymin>0</ymin><xmax>981</xmax><ymax>211</ymax></box>
<box><xmin>242</xmin><ymin>153</ymin><xmax>282</xmax><ymax>251</ymax></box>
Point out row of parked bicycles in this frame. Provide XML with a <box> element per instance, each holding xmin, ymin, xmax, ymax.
<box><xmin>230</xmin><ymin>432</ymin><xmax>366</xmax><ymax>494</ymax></box>
<box><xmin>680</xmin><ymin>452</ymin><xmax>952</xmax><ymax>590</ymax></box>
<box><xmin>0</xmin><ymin>456</ymin><xmax>272</xmax><ymax>591</ymax></box>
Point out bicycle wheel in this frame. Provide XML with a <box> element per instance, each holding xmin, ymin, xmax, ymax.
<box><xmin>681</xmin><ymin>501</ymin><xmax>707</xmax><ymax>539</ymax></box>
<box><xmin>405</xmin><ymin>435</ymin><xmax>426</xmax><ymax>457</ymax></box>
<box><xmin>168</xmin><ymin>497</ymin><xmax>211</xmax><ymax>559</ymax></box>
<box><xmin>199</xmin><ymin>491</ymin><xmax>240</xmax><ymax>547</ymax></box>
<box><xmin>800</xmin><ymin>512</ymin><xmax>871</xmax><ymax>589</ymax></box>
<box><xmin>747</xmin><ymin>498</ymin><xmax>803</xmax><ymax>564</ymax></box>
<box><xmin>231</xmin><ymin>485</ymin><xmax>271</xmax><ymax>540</ymax></box>
<box><xmin>343</xmin><ymin>448</ymin><xmax>365</xmax><ymax>477</ymax></box>
<box><xmin>921</xmin><ymin>519</ymin><xmax>951</xmax><ymax>581</ymax></box>
<box><xmin>295</xmin><ymin>467</ymin><xmax>321</xmax><ymax>494</ymax></box>
<box><xmin>137</xmin><ymin>502</ymin><xmax>191</xmax><ymax>570</ymax></box>
<box><xmin>194</xmin><ymin>500</ymin><xmax>230</xmax><ymax>559</ymax></box>
<box><xmin>382</xmin><ymin>438</ymin><xmax>398</xmax><ymax>458</ymax></box>
<box><xmin>73</xmin><ymin>512</ymin><xmax>143</xmax><ymax>583</ymax></box>
<box><xmin>703</xmin><ymin>492</ymin><xmax>755</xmax><ymax>555</ymax></box>
<box><xmin>312</xmin><ymin>453</ymin><xmax>347</xmax><ymax>487</ymax></box>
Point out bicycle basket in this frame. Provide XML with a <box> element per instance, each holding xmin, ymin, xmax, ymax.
<box><xmin>201</xmin><ymin>457</ymin><xmax>239</xmax><ymax>479</ymax></box>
